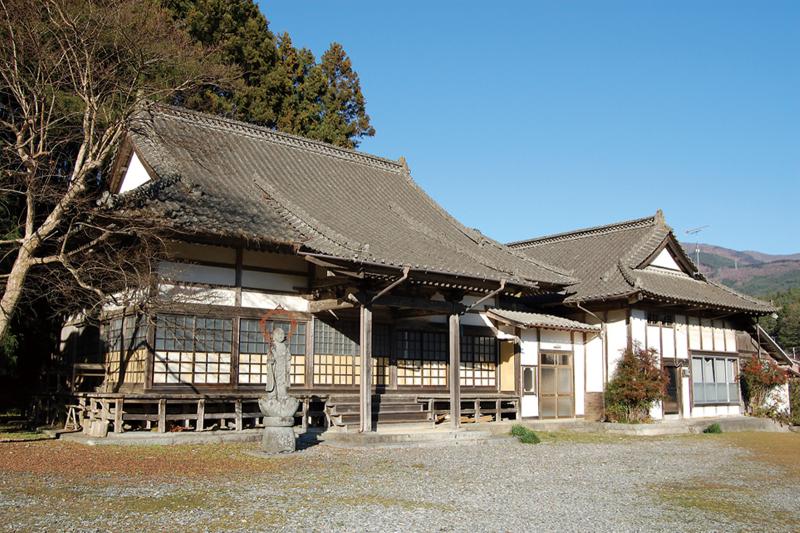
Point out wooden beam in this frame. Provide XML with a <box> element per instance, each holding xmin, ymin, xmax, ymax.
<box><xmin>359</xmin><ymin>305</ymin><xmax>373</xmax><ymax>432</ymax></box>
<box><xmin>309</xmin><ymin>299</ymin><xmax>356</xmax><ymax>313</ymax></box>
<box><xmin>449</xmin><ymin>314</ymin><xmax>461</xmax><ymax>429</ymax></box>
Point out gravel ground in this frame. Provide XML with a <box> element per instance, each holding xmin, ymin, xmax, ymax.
<box><xmin>0</xmin><ymin>431</ymin><xmax>798</xmax><ymax>532</ymax></box>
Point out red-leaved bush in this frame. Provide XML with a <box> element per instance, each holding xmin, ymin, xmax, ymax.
<box><xmin>740</xmin><ymin>355</ymin><xmax>788</xmax><ymax>415</ymax></box>
<box><xmin>605</xmin><ymin>344</ymin><xmax>668</xmax><ymax>423</ymax></box>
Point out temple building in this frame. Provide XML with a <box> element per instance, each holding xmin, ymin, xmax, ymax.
<box><xmin>58</xmin><ymin>104</ymin><xmax>792</xmax><ymax>435</ymax></box>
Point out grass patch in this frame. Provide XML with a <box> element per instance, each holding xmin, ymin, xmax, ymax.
<box><xmin>510</xmin><ymin>424</ymin><xmax>541</xmax><ymax>444</ymax></box>
<box><xmin>720</xmin><ymin>431</ymin><xmax>800</xmax><ymax>480</ymax></box>
<box><xmin>703</xmin><ymin>423</ymin><xmax>722</xmax><ymax>434</ymax></box>
<box><xmin>655</xmin><ymin>481</ymin><xmax>800</xmax><ymax>529</ymax></box>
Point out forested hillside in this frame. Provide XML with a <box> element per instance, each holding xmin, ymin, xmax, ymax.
<box><xmin>684</xmin><ymin>243</ymin><xmax>800</xmax><ymax>353</ymax></box>
<box><xmin>682</xmin><ymin>243</ymin><xmax>800</xmax><ymax>296</ymax></box>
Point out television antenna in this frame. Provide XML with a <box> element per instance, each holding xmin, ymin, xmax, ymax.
<box><xmin>685</xmin><ymin>225</ymin><xmax>709</xmax><ymax>269</ymax></box>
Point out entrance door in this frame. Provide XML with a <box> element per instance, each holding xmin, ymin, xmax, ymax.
<box><xmin>539</xmin><ymin>353</ymin><xmax>573</xmax><ymax>418</ymax></box>
<box><xmin>663</xmin><ymin>364</ymin><xmax>680</xmax><ymax>415</ymax></box>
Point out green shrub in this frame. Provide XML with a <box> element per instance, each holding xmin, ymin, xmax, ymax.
<box><xmin>604</xmin><ymin>344</ymin><xmax>668</xmax><ymax>424</ymax></box>
<box><xmin>703</xmin><ymin>423</ymin><xmax>722</xmax><ymax>434</ymax></box>
<box><xmin>510</xmin><ymin>424</ymin><xmax>540</xmax><ymax>444</ymax></box>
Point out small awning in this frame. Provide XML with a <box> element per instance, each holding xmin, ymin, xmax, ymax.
<box><xmin>486</xmin><ymin>308</ymin><xmax>600</xmax><ymax>333</ymax></box>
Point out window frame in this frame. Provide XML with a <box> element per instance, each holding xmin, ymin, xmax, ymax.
<box><xmin>691</xmin><ymin>354</ymin><xmax>740</xmax><ymax>406</ymax></box>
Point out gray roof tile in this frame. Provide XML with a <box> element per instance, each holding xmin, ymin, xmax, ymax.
<box><xmin>122</xmin><ymin>104</ymin><xmax>574</xmax><ymax>289</ymax></box>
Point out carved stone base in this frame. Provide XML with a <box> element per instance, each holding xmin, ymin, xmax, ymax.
<box><xmin>261</xmin><ymin>426</ymin><xmax>296</xmax><ymax>454</ymax></box>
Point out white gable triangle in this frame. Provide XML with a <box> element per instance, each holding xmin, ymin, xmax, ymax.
<box><xmin>649</xmin><ymin>248</ymin><xmax>684</xmax><ymax>272</ymax></box>
<box><xmin>118</xmin><ymin>151</ymin><xmax>152</xmax><ymax>193</ymax></box>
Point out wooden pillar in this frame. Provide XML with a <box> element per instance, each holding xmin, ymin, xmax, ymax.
<box><xmin>196</xmin><ymin>400</ymin><xmax>205</xmax><ymax>432</ymax></box>
<box><xmin>359</xmin><ymin>305</ymin><xmax>373</xmax><ymax>432</ymax></box>
<box><xmin>235</xmin><ymin>399</ymin><xmax>243</xmax><ymax>431</ymax></box>
<box><xmin>157</xmin><ymin>399</ymin><xmax>166</xmax><ymax>433</ymax></box>
<box><xmin>449</xmin><ymin>313</ymin><xmax>461</xmax><ymax>428</ymax></box>
<box><xmin>113</xmin><ymin>398</ymin><xmax>124</xmax><ymax>434</ymax></box>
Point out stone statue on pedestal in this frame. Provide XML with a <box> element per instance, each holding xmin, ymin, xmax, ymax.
<box><xmin>258</xmin><ymin>326</ymin><xmax>299</xmax><ymax>453</ymax></box>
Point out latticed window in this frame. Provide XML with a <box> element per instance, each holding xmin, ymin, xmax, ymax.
<box><xmin>460</xmin><ymin>335</ymin><xmax>497</xmax><ymax>387</ymax></box>
<box><xmin>312</xmin><ymin>318</ymin><xmax>389</xmax><ymax>386</ymax></box>
<box><xmin>313</xmin><ymin>319</ymin><xmax>359</xmax><ymax>385</ymax></box>
<box><xmin>153</xmin><ymin>314</ymin><xmax>232</xmax><ymax>384</ymax></box>
<box><xmin>396</xmin><ymin>330</ymin><xmax>447</xmax><ymax>387</ymax></box>
<box><xmin>372</xmin><ymin>324</ymin><xmax>391</xmax><ymax>386</ymax></box>
<box><xmin>238</xmin><ymin>319</ymin><xmax>307</xmax><ymax>385</ymax></box>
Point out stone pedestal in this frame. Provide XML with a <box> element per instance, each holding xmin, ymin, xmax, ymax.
<box><xmin>261</xmin><ymin>426</ymin><xmax>296</xmax><ymax>454</ymax></box>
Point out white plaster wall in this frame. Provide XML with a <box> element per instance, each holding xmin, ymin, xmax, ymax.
<box><xmin>661</xmin><ymin>328</ymin><xmax>676</xmax><ymax>358</ymax></box>
<box><xmin>712</xmin><ymin>320</ymin><xmax>726</xmax><ymax>352</ymax></box>
<box><xmin>681</xmin><ymin>375</ymin><xmax>692</xmax><ymax>416</ymax></box>
<box><xmin>606</xmin><ymin>310</ymin><xmax>628</xmax><ymax>377</ymax></box>
<box><xmin>159</xmin><ymin>261</ymin><xmax>235</xmax><ymax>286</ymax></box>
<box><xmin>157</xmin><ymin>283</ymin><xmax>236</xmax><ymax>306</ymax></box>
<box><xmin>650</xmin><ymin>401</ymin><xmax>663</xmax><ymax>420</ymax></box>
<box><xmin>520</xmin><ymin>329</ymin><xmax>538</xmax><ymax>366</ymax></box>
<box><xmin>241</xmin><ymin>270</ymin><xmax>307</xmax><ymax>293</ymax></box>
<box><xmin>630</xmin><ymin>308</ymin><xmax>647</xmax><ymax>347</ymax></box>
<box><xmin>240</xmin><ymin>291</ymin><xmax>309</xmax><ymax>312</ymax></box>
<box><xmin>767</xmin><ymin>383</ymin><xmax>790</xmax><ymax>412</ymax></box>
<box><xmin>574</xmin><ymin>336</ymin><xmax>585</xmax><ymax>416</ymax></box>
<box><xmin>675</xmin><ymin>315</ymin><xmax>689</xmax><ymax>359</ymax></box>
<box><xmin>118</xmin><ymin>152</ymin><xmax>151</xmax><ymax>193</ymax></box>
<box><xmin>646</xmin><ymin>324</ymin><xmax>660</xmax><ymax>353</ymax></box>
<box><xmin>724</xmin><ymin>322</ymin><xmax>738</xmax><ymax>353</ymax></box>
<box><xmin>688</xmin><ymin>316</ymin><xmax>701</xmax><ymax>351</ymax></box>
<box><xmin>700</xmin><ymin>318</ymin><xmax>713</xmax><ymax>350</ymax></box>
<box><xmin>519</xmin><ymin>329</ymin><xmax>538</xmax><ymax>417</ymax></box>
<box><xmin>539</xmin><ymin>329</ymin><xmax>571</xmax><ymax>351</ymax></box>
<box><xmin>650</xmin><ymin>248</ymin><xmax>682</xmax><ymax>270</ymax></box>
<box><xmin>585</xmin><ymin>332</ymin><xmax>604</xmax><ymax>392</ymax></box>
<box><xmin>691</xmin><ymin>404</ymin><xmax>742</xmax><ymax>418</ymax></box>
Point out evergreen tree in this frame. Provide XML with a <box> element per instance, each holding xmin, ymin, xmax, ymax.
<box><xmin>163</xmin><ymin>0</ymin><xmax>375</xmax><ymax>147</ymax></box>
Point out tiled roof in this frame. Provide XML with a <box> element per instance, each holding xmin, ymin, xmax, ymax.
<box><xmin>487</xmin><ymin>308</ymin><xmax>600</xmax><ymax>332</ymax></box>
<box><xmin>120</xmin><ymin>104</ymin><xmax>574</xmax><ymax>290</ymax></box>
<box><xmin>509</xmin><ymin>211</ymin><xmax>775</xmax><ymax>314</ymax></box>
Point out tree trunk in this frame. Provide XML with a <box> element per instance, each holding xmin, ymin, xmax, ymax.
<box><xmin>0</xmin><ymin>246</ymin><xmax>33</xmax><ymax>340</ymax></box>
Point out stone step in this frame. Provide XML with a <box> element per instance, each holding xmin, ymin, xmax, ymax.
<box><xmin>320</xmin><ymin>427</ymin><xmax>511</xmax><ymax>448</ymax></box>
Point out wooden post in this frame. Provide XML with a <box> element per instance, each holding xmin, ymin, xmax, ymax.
<box><xmin>449</xmin><ymin>313</ymin><xmax>461</xmax><ymax>428</ymax></box>
<box><xmin>359</xmin><ymin>305</ymin><xmax>373</xmax><ymax>432</ymax></box>
<box><xmin>235</xmin><ymin>400</ymin><xmax>243</xmax><ymax>431</ymax></box>
<box><xmin>474</xmin><ymin>398</ymin><xmax>480</xmax><ymax>423</ymax></box>
<box><xmin>113</xmin><ymin>398</ymin><xmax>124</xmax><ymax>434</ymax></box>
<box><xmin>196</xmin><ymin>400</ymin><xmax>205</xmax><ymax>432</ymax></box>
<box><xmin>495</xmin><ymin>399</ymin><xmax>501</xmax><ymax>422</ymax></box>
<box><xmin>157</xmin><ymin>399</ymin><xmax>166</xmax><ymax>433</ymax></box>
<box><xmin>302</xmin><ymin>397</ymin><xmax>309</xmax><ymax>432</ymax></box>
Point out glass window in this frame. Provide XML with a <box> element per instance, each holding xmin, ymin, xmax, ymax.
<box><xmin>523</xmin><ymin>367</ymin><xmax>535</xmax><ymax>393</ymax></box>
<box><xmin>691</xmin><ymin>356</ymin><xmax>740</xmax><ymax>405</ymax></box>
<box><xmin>460</xmin><ymin>335</ymin><xmax>497</xmax><ymax>387</ymax></box>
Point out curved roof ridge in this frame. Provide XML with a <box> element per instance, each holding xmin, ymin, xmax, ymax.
<box><xmin>144</xmin><ymin>102</ymin><xmax>405</xmax><ymax>174</ymax></box>
<box><xmin>508</xmin><ymin>213</ymin><xmax>658</xmax><ymax>249</ymax></box>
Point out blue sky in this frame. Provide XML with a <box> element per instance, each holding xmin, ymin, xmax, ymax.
<box><xmin>260</xmin><ymin>1</ymin><xmax>799</xmax><ymax>254</ymax></box>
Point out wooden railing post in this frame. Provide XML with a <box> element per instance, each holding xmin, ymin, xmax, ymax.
<box><xmin>157</xmin><ymin>399</ymin><xmax>166</xmax><ymax>433</ymax></box>
<box><xmin>301</xmin><ymin>397</ymin><xmax>309</xmax><ymax>432</ymax></box>
<box><xmin>235</xmin><ymin>399</ymin><xmax>243</xmax><ymax>431</ymax></box>
<box><xmin>113</xmin><ymin>398</ymin><xmax>124</xmax><ymax>434</ymax></box>
<box><xmin>196</xmin><ymin>400</ymin><xmax>205</xmax><ymax>432</ymax></box>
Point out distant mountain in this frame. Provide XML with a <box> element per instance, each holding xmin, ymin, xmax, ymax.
<box><xmin>680</xmin><ymin>243</ymin><xmax>800</xmax><ymax>296</ymax></box>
